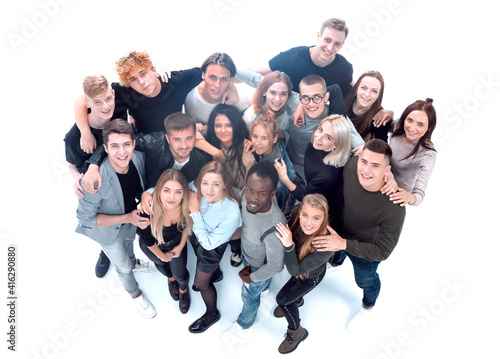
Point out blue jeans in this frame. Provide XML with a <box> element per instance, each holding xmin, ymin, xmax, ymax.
<box><xmin>236</xmin><ymin>260</ymin><xmax>272</xmax><ymax>329</ymax></box>
<box><xmin>331</xmin><ymin>251</ymin><xmax>380</xmax><ymax>308</ymax></box>
<box><xmin>101</xmin><ymin>223</ymin><xmax>139</xmax><ymax>296</ymax></box>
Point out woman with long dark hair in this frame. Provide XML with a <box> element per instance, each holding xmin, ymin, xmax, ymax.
<box><xmin>385</xmin><ymin>98</ymin><xmax>437</xmax><ymax>206</ymax></box>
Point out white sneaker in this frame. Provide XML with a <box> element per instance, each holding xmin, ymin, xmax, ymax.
<box><xmin>346</xmin><ymin>305</ymin><xmax>372</xmax><ymax>333</ymax></box>
<box><xmin>133</xmin><ymin>258</ymin><xmax>157</xmax><ymax>273</ymax></box>
<box><xmin>134</xmin><ymin>293</ymin><xmax>157</xmax><ymax>319</ymax></box>
<box><xmin>260</xmin><ymin>288</ymin><xmax>270</xmax><ymax>298</ymax></box>
<box><xmin>220</xmin><ymin>322</ymin><xmax>253</xmax><ymax>341</ymax></box>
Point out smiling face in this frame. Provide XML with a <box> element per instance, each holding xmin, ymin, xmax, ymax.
<box><xmin>404</xmin><ymin>110</ymin><xmax>429</xmax><ymax>143</ymax></box>
<box><xmin>165</xmin><ymin>127</ymin><xmax>195</xmax><ymax>163</ymax></box>
<box><xmin>85</xmin><ymin>87</ymin><xmax>115</xmax><ymax>128</ymax></box>
<box><xmin>200</xmin><ymin>172</ymin><xmax>225</xmax><ymax>203</ymax></box>
<box><xmin>251</xmin><ymin>124</ymin><xmax>277</xmax><ymax>156</ymax></box>
<box><xmin>201</xmin><ymin>64</ymin><xmax>231</xmax><ymax>104</ymax></box>
<box><xmin>299</xmin><ymin>83</ymin><xmax>330</xmax><ymax>119</ymax></box>
<box><xmin>299</xmin><ymin>203</ymin><xmax>325</xmax><ymax>235</ymax></box>
<box><xmin>313</xmin><ymin>120</ymin><xmax>336</xmax><ymax>152</ymax></box>
<box><xmin>104</xmin><ymin>133</ymin><xmax>135</xmax><ymax>174</ymax></box>
<box><xmin>245</xmin><ymin>173</ymin><xmax>275</xmax><ymax>214</ymax></box>
<box><xmin>357</xmin><ymin>148</ymin><xmax>390</xmax><ymax>192</ymax></box>
<box><xmin>356</xmin><ymin>76</ymin><xmax>381</xmax><ymax>110</ymax></box>
<box><xmin>128</xmin><ymin>67</ymin><xmax>161</xmax><ymax>98</ymax></box>
<box><xmin>264</xmin><ymin>81</ymin><xmax>289</xmax><ymax>112</ymax></box>
<box><xmin>160</xmin><ymin>180</ymin><xmax>184</xmax><ymax>211</ymax></box>
<box><xmin>214</xmin><ymin>114</ymin><xmax>233</xmax><ymax>148</ymax></box>
<box><xmin>310</xmin><ymin>27</ymin><xmax>346</xmax><ymax>67</ymax></box>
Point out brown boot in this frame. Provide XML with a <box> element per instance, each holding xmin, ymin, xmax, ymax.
<box><xmin>278</xmin><ymin>325</ymin><xmax>308</xmax><ymax>354</ymax></box>
<box><xmin>273</xmin><ymin>297</ymin><xmax>304</xmax><ymax>318</ymax></box>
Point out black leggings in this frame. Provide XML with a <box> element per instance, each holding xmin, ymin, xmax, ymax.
<box><xmin>139</xmin><ymin>239</ymin><xmax>189</xmax><ymax>291</ymax></box>
<box><xmin>276</xmin><ymin>269</ymin><xmax>326</xmax><ymax>330</ymax></box>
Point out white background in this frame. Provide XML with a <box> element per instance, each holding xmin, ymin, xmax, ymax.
<box><xmin>1</xmin><ymin>0</ymin><xmax>499</xmax><ymax>358</ymax></box>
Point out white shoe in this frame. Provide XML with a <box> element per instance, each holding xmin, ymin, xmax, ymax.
<box><xmin>260</xmin><ymin>288</ymin><xmax>270</xmax><ymax>298</ymax></box>
<box><xmin>346</xmin><ymin>305</ymin><xmax>372</xmax><ymax>333</ymax></box>
<box><xmin>134</xmin><ymin>293</ymin><xmax>157</xmax><ymax>319</ymax></box>
<box><xmin>133</xmin><ymin>258</ymin><xmax>157</xmax><ymax>273</ymax></box>
<box><xmin>220</xmin><ymin>322</ymin><xmax>253</xmax><ymax>341</ymax></box>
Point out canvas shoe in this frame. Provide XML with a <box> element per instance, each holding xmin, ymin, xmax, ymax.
<box><xmin>346</xmin><ymin>304</ymin><xmax>373</xmax><ymax>333</ymax></box>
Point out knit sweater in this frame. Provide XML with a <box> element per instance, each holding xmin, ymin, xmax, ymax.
<box><xmin>389</xmin><ymin>135</ymin><xmax>437</xmax><ymax>206</ymax></box>
<box><xmin>240</xmin><ymin>195</ymin><xmax>286</xmax><ymax>282</ymax></box>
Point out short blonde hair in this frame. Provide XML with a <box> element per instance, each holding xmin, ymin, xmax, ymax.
<box><xmin>115</xmin><ymin>51</ymin><xmax>154</xmax><ymax>87</ymax></box>
<box><xmin>83</xmin><ymin>75</ymin><xmax>109</xmax><ymax>98</ymax></box>
<box><xmin>311</xmin><ymin>114</ymin><xmax>351</xmax><ymax>167</ymax></box>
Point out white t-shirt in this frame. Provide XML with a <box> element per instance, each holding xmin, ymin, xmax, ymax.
<box><xmin>184</xmin><ymin>83</ymin><xmax>252</xmax><ymax>124</ymax></box>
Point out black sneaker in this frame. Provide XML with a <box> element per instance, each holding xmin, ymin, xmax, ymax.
<box><xmin>95</xmin><ymin>250</ymin><xmax>110</xmax><ymax>278</ymax></box>
<box><xmin>230</xmin><ymin>252</ymin><xmax>243</xmax><ymax>267</ymax></box>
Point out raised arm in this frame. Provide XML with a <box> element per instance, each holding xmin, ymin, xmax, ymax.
<box><xmin>74</xmin><ymin>94</ymin><xmax>96</xmax><ymax>154</ymax></box>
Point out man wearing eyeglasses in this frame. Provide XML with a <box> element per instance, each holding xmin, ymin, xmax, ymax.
<box><xmin>254</xmin><ymin>18</ymin><xmax>353</xmax><ymax>97</ymax></box>
<box><xmin>284</xmin><ymin>75</ymin><xmax>363</xmax><ymax>180</ymax></box>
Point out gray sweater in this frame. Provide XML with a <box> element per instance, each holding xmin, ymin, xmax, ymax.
<box><xmin>389</xmin><ymin>135</ymin><xmax>437</xmax><ymax>206</ymax></box>
<box><xmin>240</xmin><ymin>195</ymin><xmax>286</xmax><ymax>282</ymax></box>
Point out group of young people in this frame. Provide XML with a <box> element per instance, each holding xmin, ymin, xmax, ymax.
<box><xmin>65</xmin><ymin>17</ymin><xmax>437</xmax><ymax>354</ymax></box>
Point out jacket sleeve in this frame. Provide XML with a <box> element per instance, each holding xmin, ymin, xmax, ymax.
<box><xmin>76</xmin><ymin>188</ymin><xmax>103</xmax><ymax>230</ymax></box>
<box><xmin>284</xmin><ymin>244</ymin><xmax>333</xmax><ymax>277</ymax></box>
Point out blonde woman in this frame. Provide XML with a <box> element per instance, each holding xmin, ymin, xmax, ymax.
<box><xmin>137</xmin><ymin>169</ymin><xmax>193</xmax><ymax>314</ymax></box>
<box><xmin>274</xmin><ymin>114</ymin><xmax>351</xmax><ymax>231</ymax></box>
<box><xmin>274</xmin><ymin>194</ymin><xmax>333</xmax><ymax>354</ymax></box>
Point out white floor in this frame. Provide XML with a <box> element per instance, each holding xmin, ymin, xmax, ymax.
<box><xmin>1</xmin><ymin>1</ymin><xmax>498</xmax><ymax>358</ymax></box>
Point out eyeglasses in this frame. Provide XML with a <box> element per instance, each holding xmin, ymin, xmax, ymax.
<box><xmin>299</xmin><ymin>94</ymin><xmax>327</xmax><ymax>105</ymax></box>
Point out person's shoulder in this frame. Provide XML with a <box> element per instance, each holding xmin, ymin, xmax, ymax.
<box><xmin>332</xmin><ymin>53</ymin><xmax>352</xmax><ymax>68</ymax></box>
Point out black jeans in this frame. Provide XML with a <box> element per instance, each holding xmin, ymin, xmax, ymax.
<box><xmin>276</xmin><ymin>269</ymin><xmax>326</xmax><ymax>330</ymax></box>
<box><xmin>139</xmin><ymin>238</ymin><xmax>189</xmax><ymax>291</ymax></box>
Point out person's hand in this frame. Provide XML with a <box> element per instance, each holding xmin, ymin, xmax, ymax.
<box><xmin>140</xmin><ymin>191</ymin><xmax>153</xmax><ymax>215</ymax></box>
<box><xmin>80</xmin><ymin>131</ymin><xmax>96</xmax><ymax>154</ymax></box>
<box><xmin>238</xmin><ymin>265</ymin><xmax>253</xmax><ymax>284</ymax></box>
<box><xmin>311</xmin><ymin>225</ymin><xmax>346</xmax><ymax>252</ymax></box>
<box><xmin>222</xmin><ymin>83</ymin><xmax>239</xmax><ymax>105</ymax></box>
<box><xmin>154</xmin><ymin>67</ymin><xmax>171</xmax><ymax>83</ymax></box>
<box><xmin>380</xmin><ymin>170</ymin><xmax>398</xmax><ymax>195</ymax></box>
<box><xmin>275</xmin><ymin>222</ymin><xmax>293</xmax><ymax>247</ymax></box>
<box><xmin>389</xmin><ymin>188</ymin><xmax>414</xmax><ymax>206</ymax></box>
<box><xmin>351</xmin><ymin>145</ymin><xmax>363</xmax><ymax>156</ymax></box>
<box><xmin>195</xmin><ymin>123</ymin><xmax>205</xmax><ymax>133</ymax></box>
<box><xmin>293</xmin><ymin>105</ymin><xmax>306</xmax><ymax>127</ymax></box>
<box><xmin>169</xmin><ymin>245</ymin><xmax>183</xmax><ymax>258</ymax></box>
<box><xmin>82</xmin><ymin>164</ymin><xmax>102</xmax><ymax>194</ymax></box>
<box><xmin>73</xmin><ymin>173</ymin><xmax>85</xmax><ymax>199</ymax></box>
<box><xmin>243</xmin><ymin>138</ymin><xmax>254</xmax><ymax>153</ymax></box>
<box><xmin>129</xmin><ymin>116</ymin><xmax>138</xmax><ymax>132</ymax></box>
<box><xmin>161</xmin><ymin>252</ymin><xmax>174</xmax><ymax>262</ymax></box>
<box><xmin>129</xmin><ymin>209</ymin><xmax>150</xmax><ymax>229</ymax></box>
<box><xmin>274</xmin><ymin>158</ymin><xmax>289</xmax><ymax>182</ymax></box>
<box><xmin>373</xmin><ymin>109</ymin><xmax>394</xmax><ymax>127</ymax></box>
<box><xmin>189</xmin><ymin>191</ymin><xmax>200</xmax><ymax>213</ymax></box>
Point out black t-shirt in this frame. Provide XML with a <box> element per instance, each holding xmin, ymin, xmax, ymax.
<box><xmin>116</xmin><ymin>162</ymin><xmax>142</xmax><ymax>214</ymax></box>
<box><xmin>269</xmin><ymin>46</ymin><xmax>353</xmax><ymax>97</ymax></box>
<box><xmin>113</xmin><ymin>68</ymin><xmax>202</xmax><ymax>133</ymax></box>
<box><xmin>64</xmin><ymin>100</ymin><xmax>124</xmax><ymax>173</ymax></box>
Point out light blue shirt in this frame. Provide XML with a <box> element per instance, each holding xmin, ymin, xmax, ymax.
<box><xmin>190</xmin><ymin>184</ymin><xmax>242</xmax><ymax>250</ymax></box>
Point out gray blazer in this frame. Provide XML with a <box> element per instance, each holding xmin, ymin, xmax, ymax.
<box><xmin>75</xmin><ymin>151</ymin><xmax>146</xmax><ymax>246</ymax></box>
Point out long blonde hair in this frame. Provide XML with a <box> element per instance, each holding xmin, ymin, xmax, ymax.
<box><xmin>150</xmin><ymin>169</ymin><xmax>193</xmax><ymax>244</ymax></box>
<box><xmin>288</xmin><ymin>194</ymin><xmax>329</xmax><ymax>276</ymax></box>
